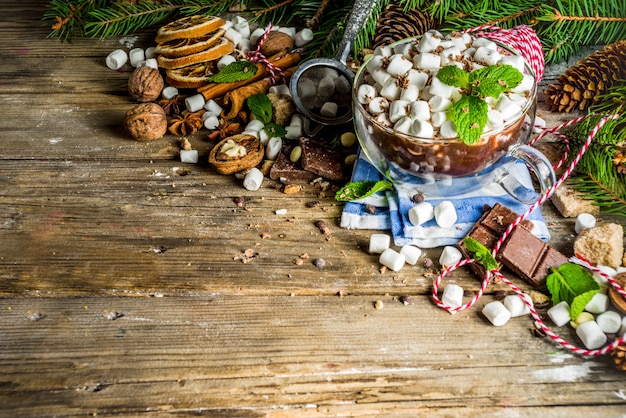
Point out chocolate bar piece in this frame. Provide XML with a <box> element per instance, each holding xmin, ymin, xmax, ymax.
<box><xmin>457</xmin><ymin>203</ymin><xmax>533</xmax><ymax>281</ymax></box>
<box><xmin>299</xmin><ymin>138</ymin><xmax>344</xmax><ymax>181</ymax></box>
<box><xmin>269</xmin><ymin>146</ymin><xmax>315</xmax><ymax>181</ymax></box>
<box><xmin>497</xmin><ymin>225</ymin><xmax>568</xmax><ymax>287</ymax></box>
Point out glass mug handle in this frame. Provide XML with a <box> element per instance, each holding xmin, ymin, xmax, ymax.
<box><xmin>493</xmin><ymin>144</ymin><xmax>556</xmax><ymax>205</ymax></box>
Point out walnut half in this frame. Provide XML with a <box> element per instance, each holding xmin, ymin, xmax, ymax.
<box><xmin>208</xmin><ymin>134</ymin><xmax>264</xmax><ymax>175</ymax></box>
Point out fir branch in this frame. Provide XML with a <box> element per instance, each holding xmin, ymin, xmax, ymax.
<box><xmin>43</xmin><ymin>0</ymin><xmax>108</xmax><ymax>42</ymax></box>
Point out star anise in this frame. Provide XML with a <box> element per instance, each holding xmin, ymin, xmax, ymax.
<box><xmin>157</xmin><ymin>95</ymin><xmax>183</xmax><ymax>116</ymax></box>
<box><xmin>207</xmin><ymin>117</ymin><xmax>242</xmax><ymax>142</ymax></box>
<box><xmin>168</xmin><ymin>110</ymin><xmax>204</xmax><ymax>136</ymax></box>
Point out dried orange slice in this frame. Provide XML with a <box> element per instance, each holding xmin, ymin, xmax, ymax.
<box><xmin>155</xmin><ymin>15</ymin><xmax>225</xmax><ymax>43</ymax></box>
<box><xmin>165</xmin><ymin>60</ymin><xmax>219</xmax><ymax>89</ymax></box>
<box><xmin>155</xmin><ymin>28</ymin><xmax>226</xmax><ymax>58</ymax></box>
<box><xmin>157</xmin><ymin>37</ymin><xmax>235</xmax><ymax>70</ymax></box>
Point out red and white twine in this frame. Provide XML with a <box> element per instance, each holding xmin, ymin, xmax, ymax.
<box><xmin>246</xmin><ymin>24</ymin><xmax>285</xmax><ymax>84</ymax></box>
<box><xmin>434</xmin><ymin>24</ymin><xmax>625</xmax><ymax>356</ymax></box>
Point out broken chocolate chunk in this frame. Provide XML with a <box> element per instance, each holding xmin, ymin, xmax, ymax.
<box><xmin>269</xmin><ymin>145</ymin><xmax>315</xmax><ymax>181</ymax></box>
<box><xmin>299</xmin><ymin>137</ymin><xmax>344</xmax><ymax>181</ymax></box>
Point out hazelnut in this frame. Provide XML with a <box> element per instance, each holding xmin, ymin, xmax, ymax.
<box><xmin>124</xmin><ymin>103</ymin><xmax>167</xmax><ymax>141</ymax></box>
<box><xmin>259</xmin><ymin>31</ymin><xmax>294</xmax><ymax>57</ymax></box>
<box><xmin>128</xmin><ymin>66</ymin><xmax>164</xmax><ymax>102</ymax></box>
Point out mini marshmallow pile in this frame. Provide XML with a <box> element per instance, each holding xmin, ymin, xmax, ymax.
<box><xmin>408</xmin><ymin>200</ymin><xmax>457</xmax><ymax>228</ymax></box>
<box><xmin>369</xmin><ymin>233</ymin><xmax>423</xmax><ymax>272</ymax></box>
<box><xmin>356</xmin><ymin>30</ymin><xmax>535</xmax><ymax>139</ymax></box>
<box><xmin>106</xmin><ymin>45</ymin><xmax>159</xmax><ymax>71</ymax></box>
<box><xmin>296</xmin><ymin>67</ymin><xmax>352</xmax><ymax>118</ymax></box>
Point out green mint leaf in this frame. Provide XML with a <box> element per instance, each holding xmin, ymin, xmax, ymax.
<box><xmin>335</xmin><ymin>180</ymin><xmax>393</xmax><ymax>202</ymax></box>
<box><xmin>247</xmin><ymin>93</ymin><xmax>273</xmax><ymax>124</ymax></box>
<box><xmin>570</xmin><ymin>289</ymin><xmax>600</xmax><ymax>321</ymax></box>
<box><xmin>436</xmin><ymin>65</ymin><xmax>469</xmax><ymax>88</ymax></box>
<box><xmin>463</xmin><ymin>236</ymin><xmax>498</xmax><ymax>270</ymax></box>
<box><xmin>470</xmin><ymin>64</ymin><xmax>523</xmax><ymax>95</ymax></box>
<box><xmin>450</xmin><ymin>95</ymin><xmax>488</xmax><ymax>145</ymax></box>
<box><xmin>546</xmin><ymin>263</ymin><xmax>600</xmax><ymax>307</ymax></box>
<box><xmin>471</xmin><ymin>77</ymin><xmax>506</xmax><ymax>99</ymax></box>
<box><xmin>206</xmin><ymin>60</ymin><xmax>258</xmax><ymax>83</ymax></box>
<box><xmin>263</xmin><ymin>122</ymin><xmax>286</xmax><ymax>138</ymax></box>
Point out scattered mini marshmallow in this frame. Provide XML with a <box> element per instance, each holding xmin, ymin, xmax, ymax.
<box><xmin>129</xmin><ymin>47</ymin><xmax>145</xmax><ymax>67</ymax></box>
<box><xmin>217</xmin><ymin>54</ymin><xmax>237</xmax><ymax>70</ymax></box>
<box><xmin>142</xmin><ymin>58</ymin><xmax>158</xmax><ymax>69</ymax></box>
<box><xmin>585</xmin><ymin>292</ymin><xmax>609</xmax><ymax>314</ymax></box>
<box><xmin>265</xmin><ymin>137</ymin><xmax>283</xmax><ymax>160</ymax></box>
<box><xmin>162</xmin><ymin>86</ymin><xmax>179</xmax><ymax>100</ymax></box>
<box><xmin>408</xmin><ymin>202</ymin><xmax>434</xmax><ymax>226</ymax></box>
<box><xmin>294</xmin><ymin>28</ymin><xmax>313</xmax><ymax>47</ymax></box>
<box><xmin>245</xmin><ymin>119</ymin><xmax>265</xmax><ymax>132</ymax></box>
<box><xmin>243</xmin><ymin>167</ymin><xmax>264</xmax><ymax>191</ymax></box>
<box><xmin>185</xmin><ymin>93</ymin><xmax>205</xmax><ymax>113</ymax></box>
<box><xmin>106</xmin><ymin>49</ymin><xmax>128</xmax><ymax>70</ymax></box>
<box><xmin>575</xmin><ymin>213</ymin><xmax>596</xmax><ymax>234</ymax></box>
<box><xmin>203</xmin><ymin>114</ymin><xmax>220</xmax><ymax>130</ymax></box>
<box><xmin>224</xmin><ymin>27</ymin><xmax>243</xmax><ymax>46</ymax></box>
<box><xmin>434</xmin><ymin>201</ymin><xmax>457</xmax><ymax>228</ymax></box>
<box><xmin>179</xmin><ymin>149</ymin><xmax>199</xmax><ymax>164</ymax></box>
<box><xmin>483</xmin><ymin>301</ymin><xmax>511</xmax><ymax>326</ymax></box>
<box><xmin>379</xmin><ymin>248</ymin><xmax>406</xmax><ymax>272</ymax></box>
<box><xmin>503</xmin><ymin>294</ymin><xmax>531</xmax><ymax>317</ymax></box>
<box><xmin>369</xmin><ymin>233</ymin><xmax>391</xmax><ymax>254</ymax></box>
<box><xmin>145</xmin><ymin>46</ymin><xmax>156</xmax><ymax>59</ymax></box>
<box><xmin>442</xmin><ymin>284</ymin><xmax>464</xmax><ymax>309</ymax></box>
<box><xmin>269</xmin><ymin>84</ymin><xmax>291</xmax><ymax>96</ymax></box>
<box><xmin>278</xmin><ymin>26</ymin><xmax>296</xmax><ymax>38</ymax></box>
<box><xmin>204</xmin><ymin>99</ymin><xmax>223</xmax><ymax>115</ymax></box>
<box><xmin>439</xmin><ymin>245</ymin><xmax>462</xmax><ymax>268</ymax></box>
<box><xmin>547</xmin><ymin>301</ymin><xmax>571</xmax><ymax>327</ymax></box>
<box><xmin>400</xmin><ymin>245</ymin><xmax>422</xmax><ymax>265</ymax></box>
<box><xmin>576</xmin><ymin>320</ymin><xmax>607</xmax><ymax>350</ymax></box>
<box><xmin>596</xmin><ymin>310</ymin><xmax>622</xmax><ymax>334</ymax></box>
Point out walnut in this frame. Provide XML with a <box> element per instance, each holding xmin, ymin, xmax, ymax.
<box><xmin>208</xmin><ymin>134</ymin><xmax>264</xmax><ymax>174</ymax></box>
<box><xmin>259</xmin><ymin>31</ymin><xmax>294</xmax><ymax>57</ymax></box>
<box><xmin>124</xmin><ymin>103</ymin><xmax>168</xmax><ymax>141</ymax></box>
<box><xmin>128</xmin><ymin>66</ymin><xmax>164</xmax><ymax>102</ymax></box>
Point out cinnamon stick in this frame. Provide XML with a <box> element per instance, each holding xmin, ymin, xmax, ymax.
<box><xmin>198</xmin><ymin>50</ymin><xmax>302</xmax><ymax>101</ymax></box>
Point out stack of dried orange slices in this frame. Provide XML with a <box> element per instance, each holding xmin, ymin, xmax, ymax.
<box><xmin>155</xmin><ymin>15</ymin><xmax>235</xmax><ymax>89</ymax></box>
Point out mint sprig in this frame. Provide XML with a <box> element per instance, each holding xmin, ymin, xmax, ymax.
<box><xmin>335</xmin><ymin>180</ymin><xmax>393</xmax><ymax>202</ymax></box>
<box><xmin>247</xmin><ymin>93</ymin><xmax>273</xmax><ymax>124</ymax></box>
<box><xmin>207</xmin><ymin>60</ymin><xmax>258</xmax><ymax>83</ymax></box>
<box><xmin>463</xmin><ymin>236</ymin><xmax>498</xmax><ymax>271</ymax></box>
<box><xmin>546</xmin><ymin>263</ymin><xmax>600</xmax><ymax>320</ymax></box>
<box><xmin>436</xmin><ymin>64</ymin><xmax>523</xmax><ymax>145</ymax></box>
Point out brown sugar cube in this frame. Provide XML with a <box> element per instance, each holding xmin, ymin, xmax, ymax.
<box><xmin>497</xmin><ymin>226</ymin><xmax>568</xmax><ymax>287</ymax></box>
<box><xmin>573</xmin><ymin>223</ymin><xmax>624</xmax><ymax>269</ymax></box>
<box><xmin>550</xmin><ymin>182</ymin><xmax>600</xmax><ymax>218</ymax></box>
<box><xmin>299</xmin><ymin>137</ymin><xmax>344</xmax><ymax>181</ymax></box>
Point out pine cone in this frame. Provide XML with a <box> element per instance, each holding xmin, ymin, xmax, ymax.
<box><xmin>373</xmin><ymin>4</ymin><xmax>437</xmax><ymax>49</ymax></box>
<box><xmin>612</xmin><ymin>342</ymin><xmax>626</xmax><ymax>372</ymax></box>
<box><xmin>544</xmin><ymin>40</ymin><xmax>626</xmax><ymax>113</ymax></box>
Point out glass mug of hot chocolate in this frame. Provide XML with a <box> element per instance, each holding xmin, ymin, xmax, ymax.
<box><xmin>352</xmin><ymin>31</ymin><xmax>555</xmax><ymax>203</ymax></box>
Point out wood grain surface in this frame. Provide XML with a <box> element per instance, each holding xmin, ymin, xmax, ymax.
<box><xmin>0</xmin><ymin>2</ymin><xmax>625</xmax><ymax>417</ymax></box>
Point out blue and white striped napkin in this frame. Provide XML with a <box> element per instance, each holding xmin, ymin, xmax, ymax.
<box><xmin>340</xmin><ymin>151</ymin><xmax>550</xmax><ymax>248</ymax></box>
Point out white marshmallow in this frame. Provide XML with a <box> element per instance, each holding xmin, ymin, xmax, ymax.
<box><xmin>417</xmin><ymin>32</ymin><xmax>441</xmax><ymax>53</ymax></box>
<box><xmin>499</xmin><ymin>54</ymin><xmax>525</xmax><ymax>72</ymax></box>
<box><xmin>373</xmin><ymin>44</ymin><xmax>393</xmax><ymax>57</ymax></box>
<box><xmin>234</xmin><ymin>21</ymin><xmax>250</xmax><ymax>39</ymax></box>
<box><xmin>387</xmin><ymin>54</ymin><xmax>413</xmax><ymax>76</ymax></box>
<box><xmin>224</xmin><ymin>28</ymin><xmax>243</xmax><ymax>46</ymax></box>
<box><xmin>249</xmin><ymin>27</ymin><xmax>267</xmax><ymax>45</ymax></box>
<box><xmin>366</xmin><ymin>55</ymin><xmax>385</xmax><ymax>73</ymax></box>
<box><xmin>547</xmin><ymin>301</ymin><xmax>571</xmax><ymax>327</ymax></box>
<box><xmin>185</xmin><ymin>94</ymin><xmax>205</xmax><ymax>113</ymax></box>
<box><xmin>512</xmin><ymin>73</ymin><xmax>535</xmax><ymax>94</ymax></box>
<box><xmin>596</xmin><ymin>311</ymin><xmax>622</xmax><ymax>333</ymax></box>
<box><xmin>431</xmin><ymin>111</ymin><xmax>447</xmax><ymax>127</ymax></box>
<box><xmin>368</xmin><ymin>96</ymin><xmax>389</xmax><ymax>114</ymax></box>
<box><xmin>389</xmin><ymin>100</ymin><xmax>410</xmax><ymax>123</ymax></box>
<box><xmin>575</xmin><ymin>213</ymin><xmax>596</xmax><ymax>234</ymax></box>
<box><xmin>316</xmin><ymin>76</ymin><xmax>336</xmax><ymax>99</ymax></box>
<box><xmin>430</xmin><ymin>77</ymin><xmax>454</xmax><ymax>98</ymax></box>
<box><xmin>278</xmin><ymin>26</ymin><xmax>296</xmax><ymax>38</ymax></box>
<box><xmin>144</xmin><ymin>46</ymin><xmax>156</xmax><ymax>59</ymax></box>
<box><xmin>369</xmin><ymin>233</ymin><xmax>391</xmax><ymax>254</ymax></box>
<box><xmin>440</xmin><ymin>46</ymin><xmax>462</xmax><ymax>65</ymax></box>
<box><xmin>203</xmin><ymin>99</ymin><xmax>223</xmax><ymax>115</ymax></box>
<box><xmin>142</xmin><ymin>58</ymin><xmax>158</xmax><ymax>69</ymax></box>
<box><xmin>414</xmin><ymin>52</ymin><xmax>441</xmax><ymax>70</ymax></box>
<box><xmin>434</xmin><ymin>200</ymin><xmax>457</xmax><ymax>228</ymax></box>
<box><xmin>486</xmin><ymin>109</ymin><xmax>504</xmax><ymax>130</ymax></box>
<box><xmin>393</xmin><ymin>116</ymin><xmax>413</xmax><ymax>135</ymax></box>
<box><xmin>410</xmin><ymin>119</ymin><xmax>434</xmax><ymax>138</ymax></box>
<box><xmin>406</xmin><ymin>69</ymin><xmax>429</xmax><ymax>90</ymax></box>
<box><xmin>533</xmin><ymin>115</ymin><xmax>547</xmax><ymax>134</ymax></box>
<box><xmin>162</xmin><ymin>86</ymin><xmax>179</xmax><ymax>100</ymax></box>
<box><xmin>243</xmin><ymin>167</ymin><xmax>264</xmax><ymax>191</ymax></box>
<box><xmin>231</xmin><ymin>15</ymin><xmax>247</xmax><ymax>25</ymax></box>
<box><xmin>335</xmin><ymin>75</ymin><xmax>351</xmax><ymax>94</ymax></box>
<box><xmin>374</xmin><ymin>113</ymin><xmax>393</xmax><ymax>128</ymax></box>
<box><xmin>294</xmin><ymin>28</ymin><xmax>313</xmax><ymax>47</ymax></box>
<box><xmin>473</xmin><ymin>46</ymin><xmax>501</xmax><ymax>66</ymax></box>
<box><xmin>472</xmin><ymin>37</ymin><xmax>497</xmax><ymax>50</ymax></box>
<box><xmin>296</xmin><ymin>78</ymin><xmax>316</xmax><ymax>100</ymax></box>
<box><xmin>217</xmin><ymin>54</ymin><xmax>237</xmax><ymax>70</ymax></box>
<box><xmin>483</xmin><ymin>301</ymin><xmax>511</xmax><ymax>326</ymax></box>
<box><xmin>428</xmin><ymin>95</ymin><xmax>452</xmax><ymax>112</ymax></box>
<box><xmin>408</xmin><ymin>202</ymin><xmax>434</xmax><ymax>226</ymax></box>
<box><xmin>268</xmin><ymin>84</ymin><xmax>291</xmax><ymax>96</ymax></box>
<box><xmin>442</xmin><ymin>284</ymin><xmax>464</xmax><ymax>309</ymax></box>
<box><xmin>380</xmin><ymin>79</ymin><xmax>401</xmax><ymax>100</ymax></box>
<box><xmin>371</xmin><ymin>68</ymin><xmax>393</xmax><ymax>86</ymax></box>
<box><xmin>245</xmin><ymin>119</ymin><xmax>265</xmax><ymax>132</ymax></box>
<box><xmin>400</xmin><ymin>245</ymin><xmax>422</xmax><ymax>265</ymax></box>
<box><xmin>203</xmin><ymin>115</ymin><xmax>220</xmax><ymax>130</ymax></box>
<box><xmin>289</xmin><ymin>113</ymin><xmax>303</xmax><ymax>128</ymax></box>
<box><xmin>357</xmin><ymin>84</ymin><xmax>377</xmax><ymax>105</ymax></box>
<box><xmin>179</xmin><ymin>150</ymin><xmax>199</xmax><ymax>164</ymax></box>
<box><xmin>439</xmin><ymin>245</ymin><xmax>462</xmax><ymax>268</ymax></box>
<box><xmin>400</xmin><ymin>84</ymin><xmax>420</xmax><ymax>102</ymax></box>
<box><xmin>409</xmin><ymin>100</ymin><xmax>430</xmax><ymax>121</ymax></box>
<box><xmin>496</xmin><ymin>95</ymin><xmax>522</xmax><ymax>121</ymax></box>
<box><xmin>593</xmin><ymin>265</ymin><xmax>616</xmax><ymax>285</ymax></box>
<box><xmin>576</xmin><ymin>320</ymin><xmax>607</xmax><ymax>349</ymax></box>
<box><xmin>284</xmin><ymin>125</ymin><xmax>302</xmax><ymax>140</ymax></box>
<box><xmin>265</xmin><ymin>137</ymin><xmax>282</xmax><ymax>160</ymax></box>
<box><xmin>440</xmin><ymin>120</ymin><xmax>458</xmax><ymax>139</ymax></box>
<box><xmin>128</xmin><ymin>48</ymin><xmax>145</xmax><ymax>67</ymax></box>
<box><xmin>320</xmin><ymin>102</ymin><xmax>338</xmax><ymax>118</ymax></box>
<box><xmin>258</xmin><ymin>129</ymin><xmax>270</xmax><ymax>145</ymax></box>
<box><xmin>379</xmin><ymin>248</ymin><xmax>406</xmax><ymax>272</ymax></box>
<box><xmin>503</xmin><ymin>294</ymin><xmax>532</xmax><ymax>317</ymax></box>
<box><xmin>585</xmin><ymin>292</ymin><xmax>609</xmax><ymax>314</ymax></box>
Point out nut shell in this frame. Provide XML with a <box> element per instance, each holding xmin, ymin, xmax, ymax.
<box><xmin>124</xmin><ymin>103</ymin><xmax>168</xmax><ymax>141</ymax></box>
<box><xmin>259</xmin><ymin>31</ymin><xmax>294</xmax><ymax>58</ymax></box>
<box><xmin>208</xmin><ymin>134</ymin><xmax>264</xmax><ymax>175</ymax></box>
<box><xmin>128</xmin><ymin>66</ymin><xmax>164</xmax><ymax>102</ymax></box>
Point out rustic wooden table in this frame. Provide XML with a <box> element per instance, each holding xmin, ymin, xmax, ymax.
<box><xmin>1</xmin><ymin>2</ymin><xmax>625</xmax><ymax>417</ymax></box>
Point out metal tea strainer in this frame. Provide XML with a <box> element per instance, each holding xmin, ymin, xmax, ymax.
<box><xmin>289</xmin><ymin>0</ymin><xmax>376</xmax><ymax>136</ymax></box>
